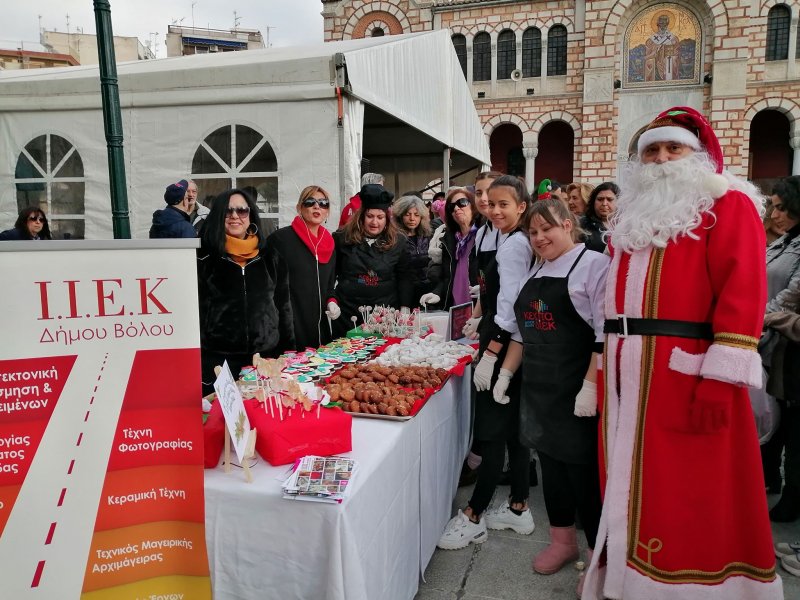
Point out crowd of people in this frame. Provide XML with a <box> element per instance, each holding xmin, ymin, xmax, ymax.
<box><xmin>2</xmin><ymin>105</ymin><xmax>798</xmax><ymax>598</ymax></box>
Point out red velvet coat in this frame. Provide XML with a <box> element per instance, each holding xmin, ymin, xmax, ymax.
<box><xmin>583</xmin><ymin>190</ymin><xmax>782</xmax><ymax>599</ymax></box>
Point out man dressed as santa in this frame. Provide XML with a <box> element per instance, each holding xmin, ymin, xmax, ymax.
<box><xmin>582</xmin><ymin>107</ymin><xmax>782</xmax><ymax>599</ymax></box>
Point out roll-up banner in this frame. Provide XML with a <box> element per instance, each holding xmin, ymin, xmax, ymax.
<box><xmin>0</xmin><ymin>240</ymin><xmax>211</xmax><ymax>600</ymax></box>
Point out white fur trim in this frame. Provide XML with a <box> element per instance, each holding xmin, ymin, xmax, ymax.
<box><xmin>638</xmin><ymin>126</ymin><xmax>702</xmax><ymax>155</ymax></box>
<box><xmin>619</xmin><ymin>565</ymin><xmax>783</xmax><ymax>600</ymax></box>
<box><xmin>700</xmin><ymin>343</ymin><xmax>763</xmax><ymax>388</ymax></box>
<box><xmin>703</xmin><ymin>173</ymin><xmax>729</xmax><ymax>198</ymax></box>
<box><xmin>668</xmin><ymin>347</ymin><xmax>705</xmax><ymax>376</ymax></box>
<box><xmin>586</xmin><ymin>247</ymin><xmax>654</xmax><ymax>599</ymax></box>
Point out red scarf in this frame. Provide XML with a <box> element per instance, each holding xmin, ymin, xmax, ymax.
<box><xmin>291</xmin><ymin>216</ymin><xmax>334</xmax><ymax>263</ymax></box>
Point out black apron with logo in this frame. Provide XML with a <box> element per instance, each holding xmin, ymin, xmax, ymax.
<box><xmin>514</xmin><ymin>248</ymin><xmax>598</xmax><ymax>464</ymax></box>
<box><xmin>475</xmin><ymin>226</ymin><xmax>498</xmax><ymax>338</ymax></box>
<box><xmin>473</xmin><ymin>228</ymin><xmax>523</xmax><ymax>442</ymax></box>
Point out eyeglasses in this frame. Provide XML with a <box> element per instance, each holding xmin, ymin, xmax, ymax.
<box><xmin>302</xmin><ymin>198</ymin><xmax>330</xmax><ymax>209</ymax></box>
<box><xmin>28</xmin><ymin>215</ymin><xmax>45</xmax><ymax>223</ymax></box>
<box><xmin>449</xmin><ymin>197</ymin><xmax>470</xmax><ymax>209</ymax></box>
<box><xmin>225</xmin><ymin>206</ymin><xmax>250</xmax><ymax>217</ymax></box>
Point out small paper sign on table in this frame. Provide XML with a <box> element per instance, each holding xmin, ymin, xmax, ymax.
<box><xmin>213</xmin><ymin>361</ymin><xmax>257</xmax><ymax>482</ymax></box>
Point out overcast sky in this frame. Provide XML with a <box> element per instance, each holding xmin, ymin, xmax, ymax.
<box><xmin>1</xmin><ymin>1</ymin><xmax>324</xmax><ymax>56</ymax></box>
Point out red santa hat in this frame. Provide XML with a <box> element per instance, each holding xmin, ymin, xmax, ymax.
<box><xmin>637</xmin><ymin>106</ymin><xmax>728</xmax><ymax>198</ymax></box>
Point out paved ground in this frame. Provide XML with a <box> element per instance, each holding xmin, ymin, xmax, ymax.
<box><xmin>417</xmin><ymin>471</ymin><xmax>800</xmax><ymax>600</ymax></box>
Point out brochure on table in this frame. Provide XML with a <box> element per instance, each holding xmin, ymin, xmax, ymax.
<box><xmin>0</xmin><ymin>240</ymin><xmax>211</xmax><ymax>600</ymax></box>
<box><xmin>448</xmin><ymin>302</ymin><xmax>473</xmax><ymax>344</ymax></box>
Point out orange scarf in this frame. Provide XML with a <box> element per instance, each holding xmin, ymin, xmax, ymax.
<box><xmin>225</xmin><ymin>234</ymin><xmax>259</xmax><ymax>267</ymax></box>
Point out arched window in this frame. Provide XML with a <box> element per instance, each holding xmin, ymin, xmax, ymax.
<box><xmin>473</xmin><ymin>32</ymin><xmax>491</xmax><ymax>82</ymax></box>
<box><xmin>371</xmin><ymin>27</ymin><xmax>385</xmax><ymax>37</ymax></box>
<box><xmin>547</xmin><ymin>25</ymin><xmax>568</xmax><ymax>76</ymax></box>
<box><xmin>497</xmin><ymin>29</ymin><xmax>516</xmax><ymax>79</ymax></box>
<box><xmin>14</xmin><ymin>134</ymin><xmax>85</xmax><ymax>239</ymax></box>
<box><xmin>522</xmin><ymin>28</ymin><xmax>542</xmax><ymax>77</ymax></box>
<box><xmin>452</xmin><ymin>34</ymin><xmax>467</xmax><ymax>79</ymax></box>
<box><xmin>767</xmin><ymin>5</ymin><xmax>791</xmax><ymax>61</ymax></box>
<box><xmin>191</xmin><ymin>124</ymin><xmax>280</xmax><ymax>233</ymax></box>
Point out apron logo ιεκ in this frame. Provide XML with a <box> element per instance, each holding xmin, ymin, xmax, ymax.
<box><xmin>522</xmin><ymin>299</ymin><xmax>556</xmax><ymax>331</ymax></box>
<box><xmin>477</xmin><ymin>271</ymin><xmax>487</xmax><ymax>295</ymax></box>
<box><xmin>357</xmin><ymin>270</ymin><xmax>380</xmax><ymax>286</ymax></box>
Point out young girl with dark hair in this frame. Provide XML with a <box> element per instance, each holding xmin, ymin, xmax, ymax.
<box><xmin>438</xmin><ymin>175</ymin><xmax>534</xmax><ymax>549</ymax></box>
<box><xmin>197</xmin><ymin>189</ymin><xmax>294</xmax><ymax>393</ymax></box>
<box><xmin>495</xmin><ymin>198</ymin><xmax>609</xmax><ymax>595</ymax></box>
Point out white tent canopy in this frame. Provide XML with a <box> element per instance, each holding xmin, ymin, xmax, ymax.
<box><xmin>0</xmin><ymin>31</ymin><xmax>489</xmax><ymax>239</ymax></box>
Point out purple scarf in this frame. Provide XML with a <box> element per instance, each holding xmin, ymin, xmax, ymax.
<box><xmin>452</xmin><ymin>226</ymin><xmax>477</xmax><ymax>305</ymax></box>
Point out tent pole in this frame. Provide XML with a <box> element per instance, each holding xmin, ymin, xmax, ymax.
<box><xmin>443</xmin><ymin>147</ymin><xmax>450</xmax><ymax>191</ymax></box>
<box><xmin>94</xmin><ymin>0</ymin><xmax>131</xmax><ymax>239</ymax></box>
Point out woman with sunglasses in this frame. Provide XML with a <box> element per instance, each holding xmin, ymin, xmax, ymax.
<box><xmin>420</xmin><ymin>188</ymin><xmax>479</xmax><ymax>310</ymax></box>
<box><xmin>0</xmin><ymin>207</ymin><xmax>52</xmax><ymax>240</ymax></box>
<box><xmin>266</xmin><ymin>186</ymin><xmax>338</xmax><ymax>351</ymax></box>
<box><xmin>332</xmin><ymin>184</ymin><xmax>414</xmax><ymax>337</ymax></box>
<box><xmin>197</xmin><ymin>189</ymin><xmax>294</xmax><ymax>394</ymax></box>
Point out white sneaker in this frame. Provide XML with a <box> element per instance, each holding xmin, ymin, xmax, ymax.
<box><xmin>781</xmin><ymin>552</ymin><xmax>800</xmax><ymax>577</ymax></box>
<box><xmin>437</xmin><ymin>509</ymin><xmax>487</xmax><ymax>550</ymax></box>
<box><xmin>484</xmin><ymin>502</ymin><xmax>535</xmax><ymax>535</ymax></box>
<box><xmin>775</xmin><ymin>541</ymin><xmax>800</xmax><ymax>558</ymax></box>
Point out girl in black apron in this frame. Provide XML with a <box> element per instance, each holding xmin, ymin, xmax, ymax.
<box><xmin>459</xmin><ymin>171</ymin><xmax>502</xmax><ymax>486</ymax></box>
<box><xmin>494</xmin><ymin>199</ymin><xmax>609</xmax><ymax>594</ymax></box>
<box><xmin>438</xmin><ymin>176</ymin><xmax>534</xmax><ymax>550</ymax></box>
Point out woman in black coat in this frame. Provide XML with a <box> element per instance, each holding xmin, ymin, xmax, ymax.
<box><xmin>579</xmin><ymin>182</ymin><xmax>619</xmax><ymax>253</ymax></box>
<box><xmin>197</xmin><ymin>189</ymin><xmax>294</xmax><ymax>394</ymax></box>
<box><xmin>266</xmin><ymin>185</ymin><xmax>338</xmax><ymax>351</ymax></box>
<box><xmin>421</xmin><ymin>187</ymin><xmax>479</xmax><ymax>310</ymax></box>
<box><xmin>393</xmin><ymin>194</ymin><xmax>434</xmax><ymax>305</ymax></box>
<box><xmin>332</xmin><ymin>184</ymin><xmax>414</xmax><ymax>337</ymax></box>
<box><xmin>0</xmin><ymin>206</ymin><xmax>52</xmax><ymax>240</ymax></box>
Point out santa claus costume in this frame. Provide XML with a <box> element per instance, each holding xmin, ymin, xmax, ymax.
<box><xmin>582</xmin><ymin>107</ymin><xmax>783</xmax><ymax>600</ymax></box>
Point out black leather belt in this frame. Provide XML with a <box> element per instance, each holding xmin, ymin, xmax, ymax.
<box><xmin>603</xmin><ymin>316</ymin><xmax>713</xmax><ymax>340</ymax></box>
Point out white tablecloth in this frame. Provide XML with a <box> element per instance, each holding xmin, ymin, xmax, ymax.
<box><xmin>204</xmin><ymin>368</ymin><xmax>471</xmax><ymax>600</ymax></box>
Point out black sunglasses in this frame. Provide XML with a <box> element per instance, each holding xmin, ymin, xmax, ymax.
<box><xmin>28</xmin><ymin>215</ymin><xmax>45</xmax><ymax>223</ymax></box>
<box><xmin>225</xmin><ymin>206</ymin><xmax>250</xmax><ymax>217</ymax></box>
<box><xmin>302</xmin><ymin>198</ymin><xmax>330</xmax><ymax>209</ymax></box>
<box><xmin>449</xmin><ymin>197</ymin><xmax>470</xmax><ymax>209</ymax></box>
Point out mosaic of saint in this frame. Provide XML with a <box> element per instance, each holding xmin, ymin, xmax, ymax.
<box><xmin>624</xmin><ymin>4</ymin><xmax>701</xmax><ymax>86</ymax></box>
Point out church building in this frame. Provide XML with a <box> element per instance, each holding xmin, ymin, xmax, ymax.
<box><xmin>321</xmin><ymin>0</ymin><xmax>799</xmax><ymax>192</ymax></box>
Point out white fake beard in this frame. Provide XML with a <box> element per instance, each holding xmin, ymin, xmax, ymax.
<box><xmin>608</xmin><ymin>152</ymin><xmax>763</xmax><ymax>253</ymax></box>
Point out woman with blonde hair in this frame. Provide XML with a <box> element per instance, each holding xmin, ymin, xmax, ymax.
<box><xmin>266</xmin><ymin>185</ymin><xmax>338</xmax><ymax>350</ymax></box>
<box><xmin>566</xmin><ymin>182</ymin><xmax>593</xmax><ymax>216</ymax></box>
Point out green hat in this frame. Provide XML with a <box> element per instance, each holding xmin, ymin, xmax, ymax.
<box><xmin>536</xmin><ymin>179</ymin><xmax>552</xmax><ymax>201</ymax></box>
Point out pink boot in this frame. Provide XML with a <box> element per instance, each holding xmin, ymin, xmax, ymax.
<box><xmin>533</xmin><ymin>525</ymin><xmax>579</xmax><ymax>575</ymax></box>
<box><xmin>576</xmin><ymin>548</ymin><xmax>593</xmax><ymax>598</ymax></box>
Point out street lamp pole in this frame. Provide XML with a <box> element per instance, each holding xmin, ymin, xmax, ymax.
<box><xmin>93</xmin><ymin>0</ymin><xmax>131</xmax><ymax>239</ymax></box>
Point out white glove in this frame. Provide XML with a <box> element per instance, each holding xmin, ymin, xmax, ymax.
<box><xmin>473</xmin><ymin>352</ymin><xmax>497</xmax><ymax>391</ymax></box>
<box><xmin>462</xmin><ymin>316</ymin><xmax>482</xmax><ymax>339</ymax></box>
<box><xmin>574</xmin><ymin>379</ymin><xmax>597</xmax><ymax>417</ymax></box>
<box><xmin>469</xmin><ymin>284</ymin><xmax>481</xmax><ymax>299</ymax></box>
<box><xmin>419</xmin><ymin>293</ymin><xmax>441</xmax><ymax>307</ymax></box>
<box><xmin>325</xmin><ymin>301</ymin><xmax>341</xmax><ymax>320</ymax></box>
<box><xmin>492</xmin><ymin>368</ymin><xmax>513</xmax><ymax>405</ymax></box>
